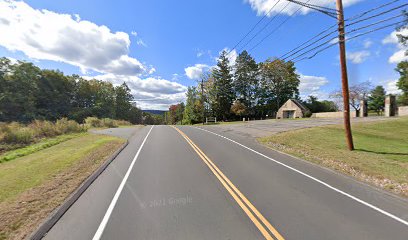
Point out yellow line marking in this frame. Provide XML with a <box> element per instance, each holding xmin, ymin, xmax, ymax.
<box><xmin>171</xmin><ymin>126</ymin><xmax>285</xmax><ymax>240</ymax></box>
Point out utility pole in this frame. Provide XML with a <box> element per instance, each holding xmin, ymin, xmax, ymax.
<box><xmin>283</xmin><ymin>0</ymin><xmax>354</xmax><ymax>150</ymax></box>
<box><xmin>201</xmin><ymin>78</ymin><xmax>204</xmax><ymax>125</ymax></box>
<box><xmin>336</xmin><ymin>0</ymin><xmax>354</xmax><ymax>150</ymax></box>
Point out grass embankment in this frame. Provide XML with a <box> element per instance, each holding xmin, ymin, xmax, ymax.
<box><xmin>258</xmin><ymin>117</ymin><xmax>408</xmax><ymax>197</ymax></box>
<box><xmin>0</xmin><ymin>133</ymin><xmax>85</xmax><ymax>163</ymax></box>
<box><xmin>0</xmin><ymin>133</ymin><xmax>125</xmax><ymax>240</ymax></box>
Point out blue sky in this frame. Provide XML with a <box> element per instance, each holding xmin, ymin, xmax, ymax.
<box><xmin>0</xmin><ymin>0</ymin><xmax>406</xmax><ymax>109</ymax></box>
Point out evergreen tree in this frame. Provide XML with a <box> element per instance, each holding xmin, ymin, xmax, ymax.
<box><xmin>368</xmin><ymin>85</ymin><xmax>386</xmax><ymax>115</ymax></box>
<box><xmin>234</xmin><ymin>50</ymin><xmax>258</xmax><ymax>115</ymax></box>
<box><xmin>212</xmin><ymin>50</ymin><xmax>235</xmax><ymax>120</ymax></box>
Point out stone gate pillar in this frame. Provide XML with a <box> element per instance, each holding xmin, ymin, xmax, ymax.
<box><xmin>384</xmin><ymin>95</ymin><xmax>397</xmax><ymax>117</ymax></box>
<box><xmin>360</xmin><ymin>100</ymin><xmax>368</xmax><ymax>117</ymax></box>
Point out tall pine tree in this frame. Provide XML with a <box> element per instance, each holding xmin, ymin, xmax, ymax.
<box><xmin>234</xmin><ymin>50</ymin><xmax>258</xmax><ymax>116</ymax></box>
<box><xmin>368</xmin><ymin>85</ymin><xmax>386</xmax><ymax>115</ymax></box>
<box><xmin>211</xmin><ymin>50</ymin><xmax>235</xmax><ymax>120</ymax></box>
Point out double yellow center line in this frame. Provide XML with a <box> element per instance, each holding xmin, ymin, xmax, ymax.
<box><xmin>171</xmin><ymin>126</ymin><xmax>284</xmax><ymax>240</ymax></box>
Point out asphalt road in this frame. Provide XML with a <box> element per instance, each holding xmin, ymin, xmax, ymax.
<box><xmin>43</xmin><ymin>125</ymin><xmax>408</xmax><ymax>240</ymax></box>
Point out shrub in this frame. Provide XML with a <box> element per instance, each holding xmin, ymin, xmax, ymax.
<box><xmin>3</xmin><ymin>127</ymin><xmax>34</xmax><ymax>144</ymax></box>
<box><xmin>29</xmin><ymin>120</ymin><xmax>59</xmax><ymax>137</ymax></box>
<box><xmin>84</xmin><ymin>117</ymin><xmax>103</xmax><ymax>128</ymax></box>
<box><xmin>114</xmin><ymin>120</ymin><xmax>132</xmax><ymax>126</ymax></box>
<box><xmin>56</xmin><ymin>118</ymin><xmax>86</xmax><ymax>134</ymax></box>
<box><xmin>102</xmin><ymin>118</ymin><xmax>118</xmax><ymax>128</ymax></box>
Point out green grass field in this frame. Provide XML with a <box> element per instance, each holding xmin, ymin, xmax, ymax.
<box><xmin>258</xmin><ymin>117</ymin><xmax>408</xmax><ymax>196</ymax></box>
<box><xmin>0</xmin><ymin>133</ymin><xmax>125</xmax><ymax>240</ymax></box>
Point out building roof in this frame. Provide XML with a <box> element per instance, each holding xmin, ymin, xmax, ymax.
<box><xmin>279</xmin><ymin>99</ymin><xmax>308</xmax><ymax>112</ymax></box>
<box><xmin>291</xmin><ymin>99</ymin><xmax>308</xmax><ymax>112</ymax></box>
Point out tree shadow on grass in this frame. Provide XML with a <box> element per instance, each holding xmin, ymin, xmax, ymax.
<box><xmin>355</xmin><ymin>149</ymin><xmax>408</xmax><ymax>156</ymax></box>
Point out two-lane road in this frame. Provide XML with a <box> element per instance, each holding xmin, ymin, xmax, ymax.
<box><xmin>44</xmin><ymin>125</ymin><xmax>408</xmax><ymax>240</ymax></box>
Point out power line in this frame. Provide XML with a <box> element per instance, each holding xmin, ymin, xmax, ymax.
<box><xmin>347</xmin><ymin>3</ymin><xmax>408</xmax><ymax>27</ymax></box>
<box><xmin>247</xmin><ymin>0</ymin><xmax>318</xmax><ymax>52</ymax></box>
<box><xmin>284</xmin><ymin>12</ymin><xmax>405</xmax><ymax>61</ymax></box>
<box><xmin>292</xmin><ymin>20</ymin><xmax>405</xmax><ymax>62</ymax></box>
<box><xmin>237</xmin><ymin>0</ymin><xmax>291</xmax><ymax>53</ymax></box>
<box><xmin>346</xmin><ymin>0</ymin><xmax>403</xmax><ymax>21</ymax></box>
<box><xmin>280</xmin><ymin>0</ymin><xmax>407</xmax><ymax>60</ymax></box>
<box><xmin>286</xmin><ymin>0</ymin><xmax>338</xmax><ymax>18</ymax></box>
<box><xmin>226</xmin><ymin>0</ymin><xmax>282</xmax><ymax>56</ymax></box>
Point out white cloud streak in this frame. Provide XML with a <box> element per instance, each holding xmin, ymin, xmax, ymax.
<box><xmin>185</xmin><ymin>64</ymin><xmax>211</xmax><ymax>80</ymax></box>
<box><xmin>0</xmin><ymin>0</ymin><xmax>147</xmax><ymax>75</ymax></box>
<box><xmin>299</xmin><ymin>73</ymin><xmax>329</xmax><ymax>99</ymax></box>
<box><xmin>346</xmin><ymin>50</ymin><xmax>371</xmax><ymax>64</ymax></box>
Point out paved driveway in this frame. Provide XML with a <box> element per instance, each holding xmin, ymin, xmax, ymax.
<box><xmin>204</xmin><ymin>116</ymin><xmax>389</xmax><ymax>138</ymax></box>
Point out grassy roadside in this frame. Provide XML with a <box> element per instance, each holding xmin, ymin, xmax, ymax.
<box><xmin>0</xmin><ymin>133</ymin><xmax>85</xmax><ymax>163</ymax></box>
<box><xmin>258</xmin><ymin>117</ymin><xmax>408</xmax><ymax>197</ymax></box>
<box><xmin>0</xmin><ymin>133</ymin><xmax>125</xmax><ymax>240</ymax></box>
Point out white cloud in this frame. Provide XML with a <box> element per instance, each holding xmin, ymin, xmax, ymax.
<box><xmin>148</xmin><ymin>67</ymin><xmax>156</xmax><ymax>74</ymax></box>
<box><xmin>196</xmin><ymin>49</ymin><xmax>205</xmax><ymax>58</ymax></box>
<box><xmin>86</xmin><ymin>74</ymin><xmax>188</xmax><ymax>110</ymax></box>
<box><xmin>185</xmin><ymin>64</ymin><xmax>211</xmax><ymax>80</ymax></box>
<box><xmin>136</xmin><ymin>39</ymin><xmax>147</xmax><ymax>47</ymax></box>
<box><xmin>346</xmin><ymin>50</ymin><xmax>371</xmax><ymax>64</ymax></box>
<box><xmin>196</xmin><ymin>49</ymin><xmax>213</xmax><ymax>58</ymax></box>
<box><xmin>172</xmin><ymin>73</ymin><xmax>179</xmax><ymax>81</ymax></box>
<box><xmin>382</xmin><ymin>29</ymin><xmax>408</xmax><ymax>64</ymax></box>
<box><xmin>245</xmin><ymin>0</ymin><xmax>364</xmax><ymax>17</ymax></box>
<box><xmin>299</xmin><ymin>74</ymin><xmax>329</xmax><ymax>99</ymax></box>
<box><xmin>0</xmin><ymin>0</ymin><xmax>147</xmax><ymax>75</ymax></box>
<box><xmin>382</xmin><ymin>79</ymin><xmax>401</xmax><ymax>95</ymax></box>
<box><xmin>131</xmin><ymin>31</ymin><xmax>138</xmax><ymax>37</ymax></box>
<box><xmin>363</xmin><ymin>39</ymin><xmax>373</xmax><ymax>49</ymax></box>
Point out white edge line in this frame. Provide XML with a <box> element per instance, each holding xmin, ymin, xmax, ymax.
<box><xmin>92</xmin><ymin>126</ymin><xmax>154</xmax><ymax>240</ymax></box>
<box><xmin>194</xmin><ymin>126</ymin><xmax>408</xmax><ymax>227</ymax></box>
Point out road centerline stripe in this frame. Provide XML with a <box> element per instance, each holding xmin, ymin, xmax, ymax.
<box><xmin>171</xmin><ymin>126</ymin><xmax>284</xmax><ymax>240</ymax></box>
<box><xmin>92</xmin><ymin>126</ymin><xmax>154</xmax><ymax>240</ymax></box>
<box><xmin>194</xmin><ymin>126</ymin><xmax>408</xmax><ymax>227</ymax></box>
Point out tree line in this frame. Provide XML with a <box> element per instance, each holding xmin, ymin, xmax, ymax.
<box><xmin>165</xmin><ymin>50</ymin><xmax>302</xmax><ymax>125</ymax></box>
<box><xmin>166</xmin><ymin>52</ymin><xmax>407</xmax><ymax>125</ymax></box>
<box><xmin>165</xmin><ymin>50</ymin><xmax>339</xmax><ymax>125</ymax></box>
<box><xmin>0</xmin><ymin>57</ymin><xmax>150</xmax><ymax>124</ymax></box>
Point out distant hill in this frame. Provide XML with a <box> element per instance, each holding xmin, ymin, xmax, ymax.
<box><xmin>143</xmin><ymin>110</ymin><xmax>166</xmax><ymax>115</ymax></box>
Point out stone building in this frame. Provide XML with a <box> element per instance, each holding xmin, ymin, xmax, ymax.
<box><xmin>276</xmin><ymin>99</ymin><xmax>309</xmax><ymax>119</ymax></box>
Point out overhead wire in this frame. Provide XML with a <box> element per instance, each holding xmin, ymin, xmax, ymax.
<box><xmin>280</xmin><ymin>0</ymin><xmax>407</xmax><ymax>62</ymax></box>
<box><xmin>290</xmin><ymin>19</ymin><xmax>406</xmax><ymax>62</ymax></box>
<box><xmin>294</xmin><ymin>20</ymin><xmax>405</xmax><ymax>62</ymax></box>
<box><xmin>227</xmin><ymin>0</ymin><xmax>281</xmax><ymax>56</ymax></box>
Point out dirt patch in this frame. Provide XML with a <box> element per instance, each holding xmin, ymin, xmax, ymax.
<box><xmin>0</xmin><ymin>141</ymin><xmax>123</xmax><ymax>240</ymax></box>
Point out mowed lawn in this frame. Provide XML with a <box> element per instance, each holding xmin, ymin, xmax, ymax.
<box><xmin>0</xmin><ymin>133</ymin><xmax>125</xmax><ymax>240</ymax></box>
<box><xmin>258</xmin><ymin>117</ymin><xmax>408</xmax><ymax>197</ymax></box>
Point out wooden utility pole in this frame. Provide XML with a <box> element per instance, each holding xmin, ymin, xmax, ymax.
<box><xmin>336</xmin><ymin>0</ymin><xmax>354</xmax><ymax>150</ymax></box>
<box><xmin>201</xmin><ymin>78</ymin><xmax>205</xmax><ymax>125</ymax></box>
